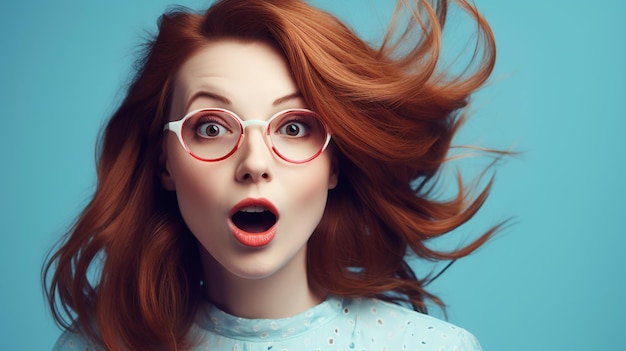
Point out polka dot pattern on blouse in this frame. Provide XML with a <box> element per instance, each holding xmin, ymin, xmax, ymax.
<box><xmin>53</xmin><ymin>296</ymin><xmax>482</xmax><ymax>350</ymax></box>
<box><xmin>191</xmin><ymin>296</ymin><xmax>481</xmax><ymax>350</ymax></box>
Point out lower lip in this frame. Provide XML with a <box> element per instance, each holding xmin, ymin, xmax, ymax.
<box><xmin>229</xmin><ymin>220</ymin><xmax>277</xmax><ymax>247</ymax></box>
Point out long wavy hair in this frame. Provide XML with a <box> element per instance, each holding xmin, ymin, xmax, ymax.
<box><xmin>43</xmin><ymin>0</ymin><xmax>499</xmax><ymax>349</ymax></box>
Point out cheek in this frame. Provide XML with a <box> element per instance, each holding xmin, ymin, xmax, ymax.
<box><xmin>167</xmin><ymin>147</ymin><xmax>231</xmax><ymax>225</ymax></box>
<box><xmin>170</xmin><ymin>163</ymin><xmax>235</xmax><ymax>256</ymax></box>
<box><xmin>279</xmin><ymin>158</ymin><xmax>333</xmax><ymax>226</ymax></box>
<box><xmin>294</xmin><ymin>171</ymin><xmax>330</xmax><ymax>204</ymax></box>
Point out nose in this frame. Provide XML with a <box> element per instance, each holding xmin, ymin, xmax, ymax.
<box><xmin>235</xmin><ymin>127</ymin><xmax>273</xmax><ymax>183</ymax></box>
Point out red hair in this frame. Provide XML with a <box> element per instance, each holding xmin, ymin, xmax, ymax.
<box><xmin>43</xmin><ymin>0</ymin><xmax>500</xmax><ymax>349</ymax></box>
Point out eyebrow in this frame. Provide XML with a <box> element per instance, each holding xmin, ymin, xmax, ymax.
<box><xmin>186</xmin><ymin>91</ymin><xmax>302</xmax><ymax>111</ymax></box>
<box><xmin>272</xmin><ymin>92</ymin><xmax>302</xmax><ymax>106</ymax></box>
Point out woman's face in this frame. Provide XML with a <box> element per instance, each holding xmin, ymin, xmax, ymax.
<box><xmin>162</xmin><ymin>39</ymin><xmax>337</xmax><ymax>280</ymax></box>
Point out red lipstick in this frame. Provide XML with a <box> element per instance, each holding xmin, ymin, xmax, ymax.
<box><xmin>229</xmin><ymin>198</ymin><xmax>279</xmax><ymax>247</ymax></box>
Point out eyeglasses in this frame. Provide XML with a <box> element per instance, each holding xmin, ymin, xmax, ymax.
<box><xmin>164</xmin><ymin>108</ymin><xmax>331</xmax><ymax>164</ymax></box>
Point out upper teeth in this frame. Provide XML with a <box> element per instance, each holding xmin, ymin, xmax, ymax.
<box><xmin>239</xmin><ymin>206</ymin><xmax>267</xmax><ymax>213</ymax></box>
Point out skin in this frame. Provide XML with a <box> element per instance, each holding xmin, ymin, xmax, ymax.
<box><xmin>161</xmin><ymin>39</ymin><xmax>338</xmax><ymax>319</ymax></box>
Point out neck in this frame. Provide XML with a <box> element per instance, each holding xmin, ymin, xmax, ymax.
<box><xmin>201</xmin><ymin>247</ymin><xmax>324</xmax><ymax>319</ymax></box>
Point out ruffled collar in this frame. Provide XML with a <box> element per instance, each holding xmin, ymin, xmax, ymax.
<box><xmin>195</xmin><ymin>296</ymin><xmax>344</xmax><ymax>341</ymax></box>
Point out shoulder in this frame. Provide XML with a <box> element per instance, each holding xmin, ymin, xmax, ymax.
<box><xmin>52</xmin><ymin>329</ymin><xmax>102</xmax><ymax>351</ymax></box>
<box><xmin>342</xmin><ymin>297</ymin><xmax>482</xmax><ymax>351</ymax></box>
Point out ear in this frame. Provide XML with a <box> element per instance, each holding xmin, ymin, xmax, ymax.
<box><xmin>161</xmin><ymin>160</ymin><xmax>176</xmax><ymax>190</ymax></box>
<box><xmin>327</xmin><ymin>156</ymin><xmax>339</xmax><ymax>190</ymax></box>
<box><xmin>160</xmin><ymin>145</ymin><xmax>176</xmax><ymax>191</ymax></box>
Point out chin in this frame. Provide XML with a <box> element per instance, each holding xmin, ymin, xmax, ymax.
<box><xmin>227</xmin><ymin>264</ymin><xmax>282</xmax><ymax>280</ymax></box>
<box><xmin>230</xmin><ymin>246</ymin><xmax>307</xmax><ymax>280</ymax></box>
<box><xmin>200</xmin><ymin>241</ymin><xmax>307</xmax><ymax>281</ymax></box>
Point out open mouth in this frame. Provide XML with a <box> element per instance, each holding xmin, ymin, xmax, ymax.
<box><xmin>229</xmin><ymin>198</ymin><xmax>279</xmax><ymax>247</ymax></box>
<box><xmin>231</xmin><ymin>206</ymin><xmax>277</xmax><ymax>233</ymax></box>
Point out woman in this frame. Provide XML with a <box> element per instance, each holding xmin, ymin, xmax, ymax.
<box><xmin>44</xmin><ymin>0</ymin><xmax>499</xmax><ymax>349</ymax></box>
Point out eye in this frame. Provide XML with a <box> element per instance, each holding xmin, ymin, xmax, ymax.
<box><xmin>277</xmin><ymin>120</ymin><xmax>309</xmax><ymax>138</ymax></box>
<box><xmin>196</xmin><ymin>121</ymin><xmax>230</xmax><ymax>138</ymax></box>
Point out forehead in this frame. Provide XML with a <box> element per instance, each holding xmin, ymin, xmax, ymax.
<box><xmin>171</xmin><ymin>39</ymin><xmax>298</xmax><ymax>114</ymax></box>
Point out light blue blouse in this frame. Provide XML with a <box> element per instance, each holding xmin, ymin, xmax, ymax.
<box><xmin>53</xmin><ymin>296</ymin><xmax>482</xmax><ymax>350</ymax></box>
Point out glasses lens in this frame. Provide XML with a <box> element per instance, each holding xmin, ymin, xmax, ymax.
<box><xmin>269</xmin><ymin>111</ymin><xmax>328</xmax><ymax>162</ymax></box>
<box><xmin>182</xmin><ymin>110</ymin><xmax>241</xmax><ymax>161</ymax></box>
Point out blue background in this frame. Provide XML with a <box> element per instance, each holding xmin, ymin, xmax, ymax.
<box><xmin>1</xmin><ymin>0</ymin><xmax>624</xmax><ymax>350</ymax></box>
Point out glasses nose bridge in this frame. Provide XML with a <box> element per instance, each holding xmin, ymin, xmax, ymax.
<box><xmin>240</xmin><ymin>119</ymin><xmax>270</xmax><ymax>134</ymax></box>
<box><xmin>238</xmin><ymin>119</ymin><xmax>273</xmax><ymax>152</ymax></box>
<box><xmin>240</xmin><ymin>119</ymin><xmax>271</xmax><ymax>140</ymax></box>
